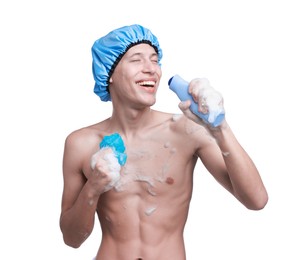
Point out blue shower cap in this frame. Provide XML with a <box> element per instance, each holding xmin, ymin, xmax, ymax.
<box><xmin>91</xmin><ymin>24</ymin><xmax>163</xmax><ymax>102</ymax></box>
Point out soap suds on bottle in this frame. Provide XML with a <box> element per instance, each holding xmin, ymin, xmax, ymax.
<box><xmin>191</xmin><ymin>78</ymin><xmax>224</xmax><ymax>125</ymax></box>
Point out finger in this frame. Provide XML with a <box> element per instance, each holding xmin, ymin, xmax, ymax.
<box><xmin>188</xmin><ymin>78</ymin><xmax>201</xmax><ymax>94</ymax></box>
<box><xmin>198</xmin><ymin>98</ymin><xmax>209</xmax><ymax>114</ymax></box>
<box><xmin>178</xmin><ymin>100</ymin><xmax>191</xmax><ymax>112</ymax></box>
<box><xmin>178</xmin><ymin>100</ymin><xmax>199</xmax><ymax>120</ymax></box>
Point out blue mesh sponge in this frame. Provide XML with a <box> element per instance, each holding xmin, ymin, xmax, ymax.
<box><xmin>99</xmin><ymin>133</ymin><xmax>127</xmax><ymax>166</ymax></box>
<box><xmin>91</xmin><ymin>24</ymin><xmax>163</xmax><ymax>102</ymax></box>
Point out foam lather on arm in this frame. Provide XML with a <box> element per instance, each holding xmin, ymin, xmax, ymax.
<box><xmin>99</xmin><ymin>133</ymin><xmax>127</xmax><ymax>166</ymax></box>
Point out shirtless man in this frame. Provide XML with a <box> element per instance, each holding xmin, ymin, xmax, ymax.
<box><xmin>59</xmin><ymin>24</ymin><xmax>268</xmax><ymax>260</ymax></box>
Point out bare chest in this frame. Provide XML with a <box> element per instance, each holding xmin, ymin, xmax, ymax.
<box><xmin>96</xmin><ymin>137</ymin><xmax>196</xmax><ymax>222</ymax></box>
<box><xmin>110</xmin><ymin>137</ymin><xmax>193</xmax><ymax>196</ymax></box>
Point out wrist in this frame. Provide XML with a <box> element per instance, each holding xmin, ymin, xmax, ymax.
<box><xmin>207</xmin><ymin>118</ymin><xmax>228</xmax><ymax>136</ymax></box>
<box><xmin>208</xmin><ymin>119</ymin><xmax>234</xmax><ymax>147</ymax></box>
<box><xmin>85</xmin><ymin>180</ymin><xmax>101</xmax><ymax>206</ymax></box>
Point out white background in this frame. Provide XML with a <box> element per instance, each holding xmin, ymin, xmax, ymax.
<box><xmin>1</xmin><ymin>0</ymin><xmax>294</xmax><ymax>259</ymax></box>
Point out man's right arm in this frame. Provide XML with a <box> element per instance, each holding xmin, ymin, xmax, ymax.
<box><xmin>59</xmin><ymin>131</ymin><xmax>108</xmax><ymax>248</ymax></box>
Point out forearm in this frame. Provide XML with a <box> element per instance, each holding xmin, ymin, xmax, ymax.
<box><xmin>211</xmin><ymin>121</ymin><xmax>268</xmax><ymax>210</ymax></box>
<box><xmin>60</xmin><ymin>181</ymin><xmax>99</xmax><ymax>248</ymax></box>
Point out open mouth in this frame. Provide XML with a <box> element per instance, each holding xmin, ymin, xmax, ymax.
<box><xmin>136</xmin><ymin>81</ymin><xmax>156</xmax><ymax>93</ymax></box>
<box><xmin>137</xmin><ymin>81</ymin><xmax>156</xmax><ymax>87</ymax></box>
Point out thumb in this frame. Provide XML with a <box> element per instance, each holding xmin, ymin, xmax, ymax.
<box><xmin>178</xmin><ymin>100</ymin><xmax>203</xmax><ymax>124</ymax></box>
<box><xmin>178</xmin><ymin>100</ymin><xmax>195</xmax><ymax>118</ymax></box>
<box><xmin>178</xmin><ymin>100</ymin><xmax>191</xmax><ymax>112</ymax></box>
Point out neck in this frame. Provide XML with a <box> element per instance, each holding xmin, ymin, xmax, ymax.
<box><xmin>108</xmin><ymin>106</ymin><xmax>154</xmax><ymax>138</ymax></box>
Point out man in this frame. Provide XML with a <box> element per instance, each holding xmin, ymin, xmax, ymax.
<box><xmin>60</xmin><ymin>24</ymin><xmax>268</xmax><ymax>260</ymax></box>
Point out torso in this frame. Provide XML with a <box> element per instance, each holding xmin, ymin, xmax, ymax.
<box><xmin>80</xmin><ymin>110</ymin><xmax>207</xmax><ymax>260</ymax></box>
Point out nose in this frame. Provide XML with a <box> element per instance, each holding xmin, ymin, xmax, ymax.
<box><xmin>142</xmin><ymin>59</ymin><xmax>157</xmax><ymax>74</ymax></box>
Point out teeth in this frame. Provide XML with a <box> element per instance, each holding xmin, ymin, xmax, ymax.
<box><xmin>137</xmin><ymin>81</ymin><xmax>155</xmax><ymax>86</ymax></box>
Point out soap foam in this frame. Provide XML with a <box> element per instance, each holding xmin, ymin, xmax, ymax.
<box><xmin>91</xmin><ymin>147</ymin><xmax>122</xmax><ymax>192</ymax></box>
<box><xmin>145</xmin><ymin>206</ymin><xmax>157</xmax><ymax>216</ymax></box>
<box><xmin>191</xmin><ymin>78</ymin><xmax>224</xmax><ymax>124</ymax></box>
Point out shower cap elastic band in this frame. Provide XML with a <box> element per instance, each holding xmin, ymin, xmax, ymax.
<box><xmin>91</xmin><ymin>24</ymin><xmax>163</xmax><ymax>102</ymax></box>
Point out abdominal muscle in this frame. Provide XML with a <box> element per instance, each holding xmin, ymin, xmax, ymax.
<box><xmin>94</xmin><ymin>171</ymin><xmax>193</xmax><ymax>260</ymax></box>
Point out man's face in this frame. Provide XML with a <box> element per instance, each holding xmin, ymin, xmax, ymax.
<box><xmin>109</xmin><ymin>43</ymin><xmax>162</xmax><ymax>107</ymax></box>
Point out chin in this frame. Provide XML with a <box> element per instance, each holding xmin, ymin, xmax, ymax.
<box><xmin>146</xmin><ymin>97</ymin><xmax>157</xmax><ymax>106</ymax></box>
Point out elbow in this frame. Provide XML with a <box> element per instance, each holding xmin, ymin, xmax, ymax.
<box><xmin>245</xmin><ymin>192</ymin><xmax>269</xmax><ymax>211</ymax></box>
<box><xmin>60</xmin><ymin>216</ymin><xmax>92</xmax><ymax>248</ymax></box>
<box><xmin>62</xmin><ymin>230</ymin><xmax>91</xmax><ymax>248</ymax></box>
<box><xmin>235</xmin><ymin>186</ymin><xmax>269</xmax><ymax>210</ymax></box>
<box><xmin>247</xmin><ymin>199</ymin><xmax>268</xmax><ymax>211</ymax></box>
<box><xmin>60</xmin><ymin>225</ymin><xmax>90</xmax><ymax>249</ymax></box>
<box><xmin>63</xmin><ymin>236</ymin><xmax>83</xmax><ymax>249</ymax></box>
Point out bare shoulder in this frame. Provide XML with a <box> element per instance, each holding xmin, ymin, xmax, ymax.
<box><xmin>151</xmin><ymin>110</ymin><xmax>214</xmax><ymax>153</ymax></box>
<box><xmin>154</xmin><ymin>110</ymin><xmax>209</xmax><ymax>138</ymax></box>
<box><xmin>64</xmin><ymin>118</ymin><xmax>111</xmax><ymax>157</ymax></box>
